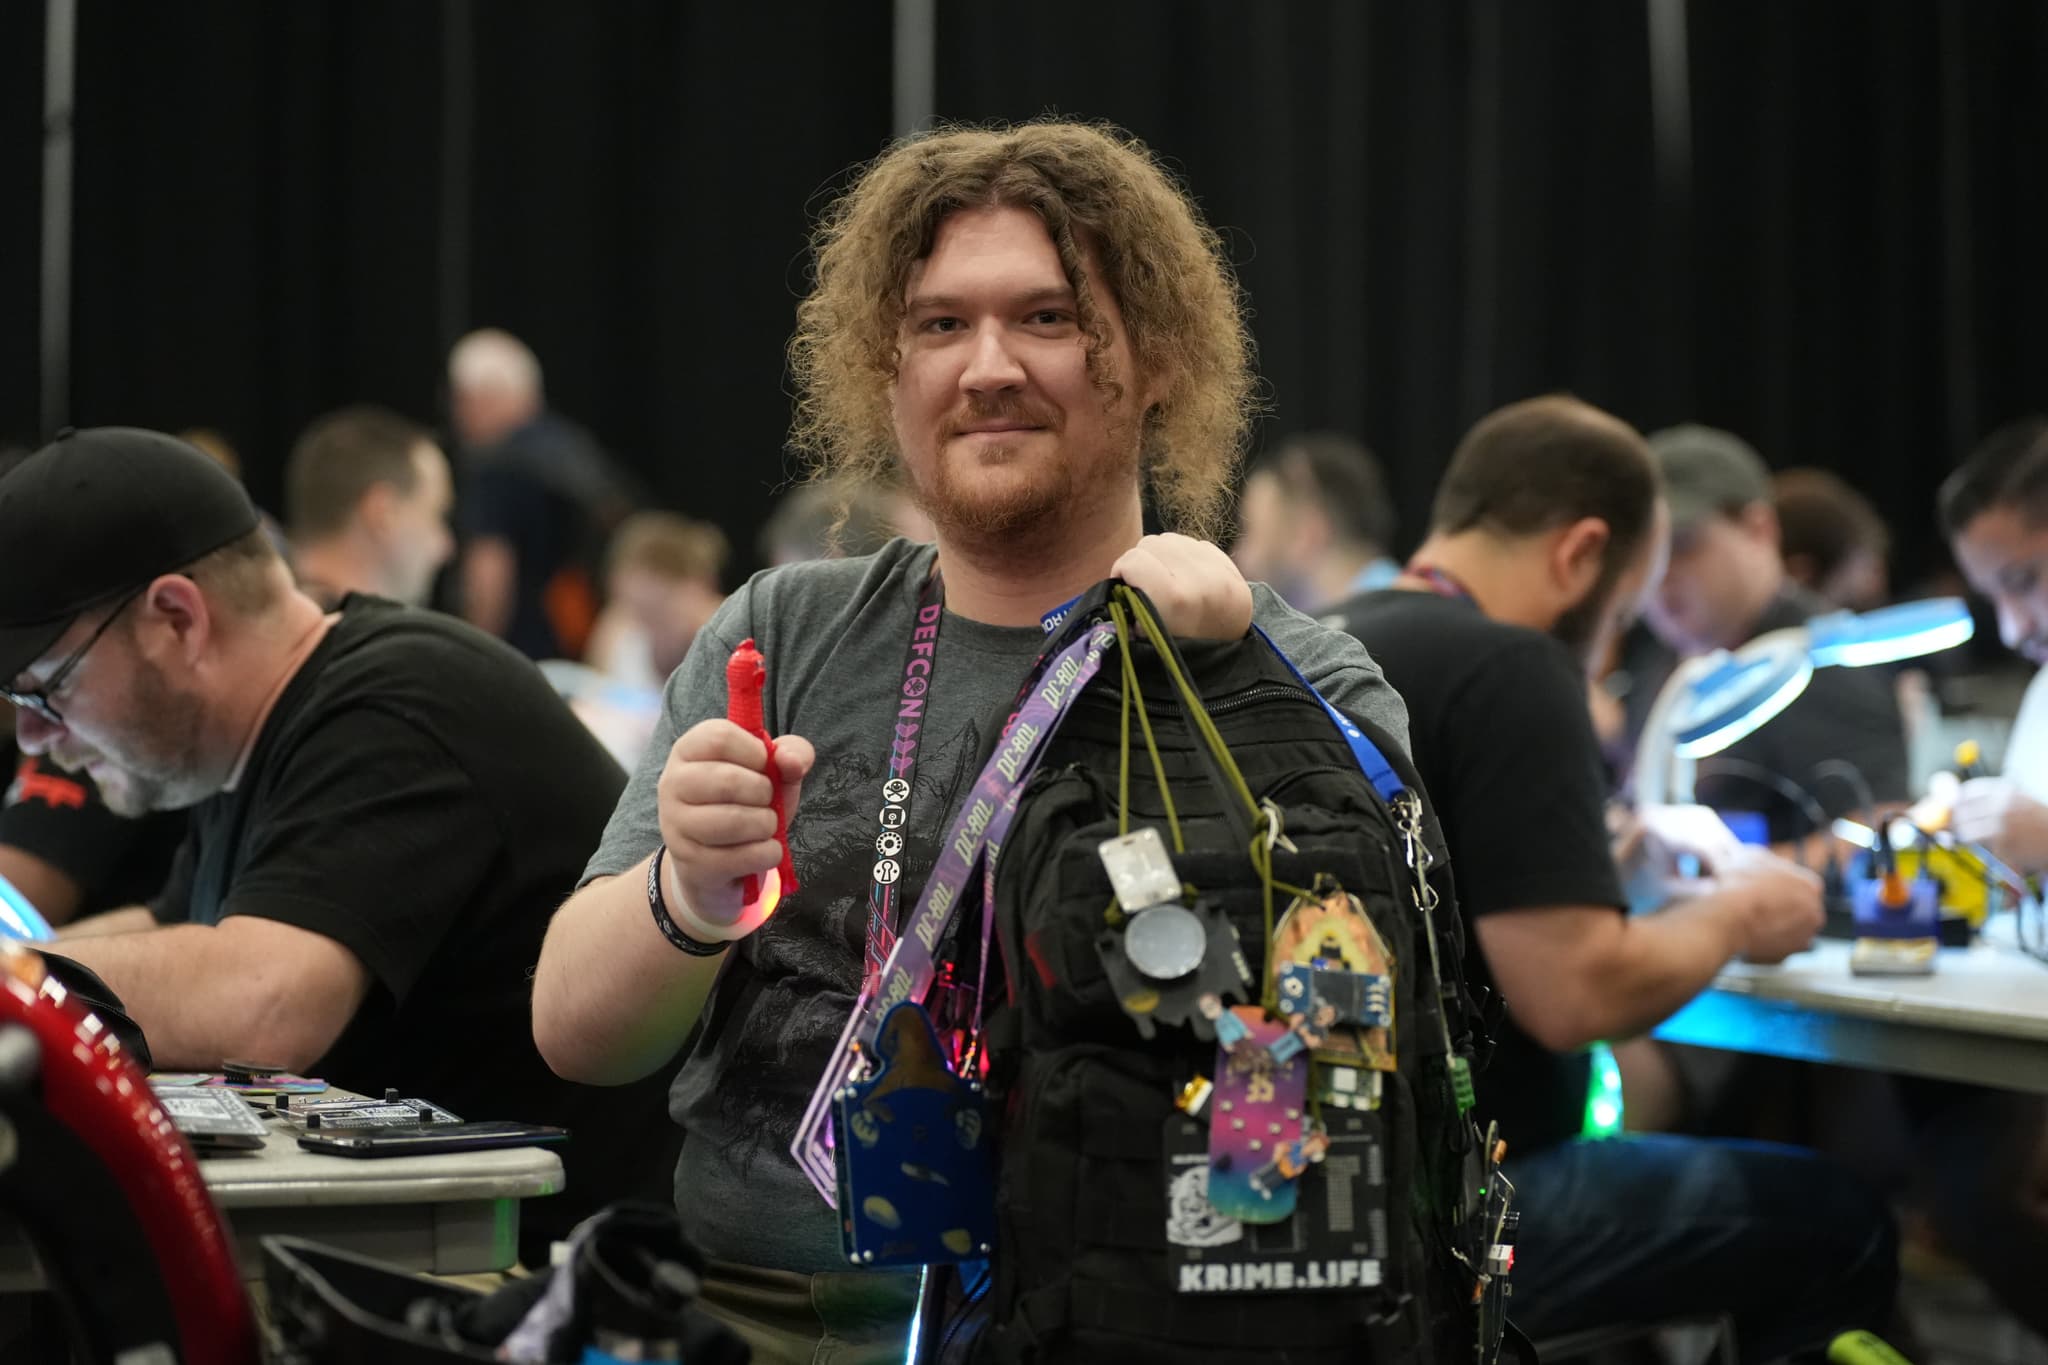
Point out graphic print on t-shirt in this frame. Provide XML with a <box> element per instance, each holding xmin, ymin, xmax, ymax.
<box><xmin>706</xmin><ymin>712</ymin><xmax>992</xmax><ymax>1178</ymax></box>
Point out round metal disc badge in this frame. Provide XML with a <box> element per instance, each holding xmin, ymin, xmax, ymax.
<box><xmin>1124</xmin><ymin>903</ymin><xmax>1209</xmax><ymax>981</ymax></box>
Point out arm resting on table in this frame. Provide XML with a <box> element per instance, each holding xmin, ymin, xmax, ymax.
<box><xmin>52</xmin><ymin>915</ymin><xmax>369</xmax><ymax>1071</ymax></box>
<box><xmin>56</xmin><ymin>905</ymin><xmax>157</xmax><ymax>939</ymax></box>
<box><xmin>1476</xmin><ymin>892</ymin><xmax>1751</xmax><ymax>1052</ymax></box>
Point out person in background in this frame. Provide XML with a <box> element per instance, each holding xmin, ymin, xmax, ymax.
<box><xmin>0</xmin><ymin>427</ymin><xmax>670</xmax><ymax>1264</ymax></box>
<box><xmin>1942</xmin><ymin>416</ymin><xmax>2048</xmax><ymax>867</ymax></box>
<box><xmin>757</xmin><ymin>481</ymin><xmax>934</xmax><ymax>566</ymax></box>
<box><xmin>448</xmin><ymin>328</ymin><xmax>640</xmax><ymax>659</ymax></box>
<box><xmin>1621</xmin><ymin>427</ymin><xmax>1912</xmax><ymax>1151</ymax></box>
<box><xmin>285</xmin><ymin>405</ymin><xmax>456</xmax><ymax>608</ymax></box>
<box><xmin>1773</xmin><ymin>467</ymin><xmax>1891</xmax><ymax>612</ymax></box>
<box><xmin>1231</xmin><ymin>431</ymin><xmax>1400</xmax><ymax>614</ymax></box>
<box><xmin>1637</xmin><ymin>425</ymin><xmax>1911</xmax><ymax>843</ymax></box>
<box><xmin>531</xmin><ymin>120</ymin><xmax>1413</xmax><ymax>1363</ymax></box>
<box><xmin>178</xmin><ymin>427</ymin><xmax>243</xmax><ymax>480</ymax></box>
<box><xmin>1330</xmin><ymin>396</ymin><xmax>1895</xmax><ymax>1359</ymax></box>
<box><xmin>587</xmin><ymin>512</ymin><xmax>730</xmax><ymax>687</ymax></box>
<box><xmin>569</xmin><ymin>513</ymin><xmax>732</xmax><ymax>768</ymax></box>
<box><xmin>1904</xmin><ymin>413</ymin><xmax>2048</xmax><ymax>1339</ymax></box>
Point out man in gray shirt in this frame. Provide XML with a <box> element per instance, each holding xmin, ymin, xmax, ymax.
<box><xmin>532</xmin><ymin>121</ymin><xmax>1410</xmax><ymax>1363</ymax></box>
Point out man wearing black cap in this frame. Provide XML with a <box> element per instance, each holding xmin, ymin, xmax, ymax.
<box><xmin>1628</xmin><ymin>424</ymin><xmax>1911</xmax><ymax>843</ymax></box>
<box><xmin>0</xmin><ymin>442</ymin><xmax>187</xmax><ymax>932</ymax></box>
<box><xmin>0</xmin><ymin>427</ymin><xmax>671</xmax><ymax>1261</ymax></box>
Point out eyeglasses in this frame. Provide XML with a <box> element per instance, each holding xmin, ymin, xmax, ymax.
<box><xmin>0</xmin><ymin>589</ymin><xmax>144</xmax><ymax>727</ymax></box>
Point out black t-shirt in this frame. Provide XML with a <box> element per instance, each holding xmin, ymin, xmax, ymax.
<box><xmin>0</xmin><ymin>749</ymin><xmax>186</xmax><ymax>920</ymax></box>
<box><xmin>464</xmin><ymin>463</ymin><xmax>581</xmax><ymax>659</ymax></box>
<box><xmin>149</xmin><ymin>597</ymin><xmax>669</xmax><ymax>1257</ymax></box>
<box><xmin>1330</xmin><ymin>589</ymin><xmax>1624</xmax><ymax>1154</ymax></box>
<box><xmin>1701</xmin><ymin>587</ymin><xmax>1912</xmax><ymax>838</ymax></box>
<box><xmin>461</xmin><ymin>414</ymin><xmax>631</xmax><ymax>661</ymax></box>
<box><xmin>1622</xmin><ymin>587</ymin><xmax>1912</xmax><ymax>840</ymax></box>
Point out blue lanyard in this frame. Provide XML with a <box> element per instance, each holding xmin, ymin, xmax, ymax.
<box><xmin>1040</xmin><ymin>592</ymin><xmax>1083</xmax><ymax>636</ymax></box>
<box><xmin>1250</xmin><ymin>624</ymin><xmax>1407</xmax><ymax>805</ymax></box>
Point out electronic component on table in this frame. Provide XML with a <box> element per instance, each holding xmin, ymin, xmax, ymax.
<box><xmin>210</xmin><ymin>1059</ymin><xmax>329</xmax><ymax>1096</ymax></box>
<box><xmin>294</xmin><ymin>1091</ymin><xmax>463</xmax><ymax>1130</ymax></box>
<box><xmin>1849</xmin><ymin>807</ymin><xmax>1941</xmax><ymax>976</ymax></box>
<box><xmin>153</xmin><ymin>1085</ymin><xmax>270</xmax><ymax>1151</ymax></box>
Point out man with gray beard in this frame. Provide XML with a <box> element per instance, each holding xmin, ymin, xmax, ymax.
<box><xmin>0</xmin><ymin>427</ymin><xmax>667</xmax><ymax>1264</ymax></box>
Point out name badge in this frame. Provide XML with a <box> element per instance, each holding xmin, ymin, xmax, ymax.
<box><xmin>833</xmin><ymin>1002</ymin><xmax>996</xmax><ymax>1267</ymax></box>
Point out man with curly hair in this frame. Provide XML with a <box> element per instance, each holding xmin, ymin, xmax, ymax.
<box><xmin>533</xmin><ymin>121</ymin><xmax>1413</xmax><ymax>1360</ymax></box>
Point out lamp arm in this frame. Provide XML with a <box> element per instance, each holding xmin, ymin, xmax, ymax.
<box><xmin>1629</xmin><ymin>653</ymin><xmax>1716</xmax><ymax>806</ymax></box>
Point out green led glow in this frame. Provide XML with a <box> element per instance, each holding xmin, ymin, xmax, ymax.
<box><xmin>1582</xmin><ymin>1040</ymin><xmax>1625</xmax><ymax>1139</ymax></box>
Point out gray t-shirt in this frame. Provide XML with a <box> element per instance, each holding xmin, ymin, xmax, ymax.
<box><xmin>581</xmin><ymin>538</ymin><xmax>1412</xmax><ymax>1273</ymax></box>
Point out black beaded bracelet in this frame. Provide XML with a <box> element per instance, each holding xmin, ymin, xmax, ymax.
<box><xmin>647</xmin><ymin>846</ymin><xmax>729</xmax><ymax>957</ymax></box>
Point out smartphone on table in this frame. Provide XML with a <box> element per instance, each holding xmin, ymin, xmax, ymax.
<box><xmin>296</xmin><ymin>1120</ymin><xmax>568</xmax><ymax>1157</ymax></box>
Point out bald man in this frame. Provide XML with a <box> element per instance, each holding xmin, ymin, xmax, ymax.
<box><xmin>447</xmin><ymin>329</ymin><xmax>639</xmax><ymax>659</ymax></box>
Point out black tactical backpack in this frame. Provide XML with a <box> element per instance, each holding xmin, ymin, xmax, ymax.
<box><xmin>953</xmin><ymin>586</ymin><xmax>1508</xmax><ymax>1365</ymax></box>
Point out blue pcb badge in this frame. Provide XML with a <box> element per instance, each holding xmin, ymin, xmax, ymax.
<box><xmin>834</xmin><ymin>1001</ymin><xmax>996</xmax><ymax>1267</ymax></box>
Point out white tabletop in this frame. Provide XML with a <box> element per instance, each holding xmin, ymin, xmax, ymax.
<box><xmin>199</xmin><ymin>1112</ymin><xmax>563</xmax><ymax>1210</ymax></box>
<box><xmin>1654</xmin><ymin>917</ymin><xmax>2048</xmax><ymax>1092</ymax></box>
<box><xmin>0</xmin><ymin>1088</ymin><xmax>565</xmax><ymax>1289</ymax></box>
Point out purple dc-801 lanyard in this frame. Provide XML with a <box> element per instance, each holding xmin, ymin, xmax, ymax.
<box><xmin>793</xmin><ymin>607</ymin><xmax>1116</xmax><ymax>1207</ymax></box>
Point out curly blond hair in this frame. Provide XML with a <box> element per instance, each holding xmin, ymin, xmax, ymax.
<box><xmin>787</xmin><ymin>120</ymin><xmax>1255</xmax><ymax>539</ymax></box>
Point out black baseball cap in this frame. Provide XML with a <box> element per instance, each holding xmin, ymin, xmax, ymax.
<box><xmin>0</xmin><ymin>427</ymin><xmax>261</xmax><ymax>681</ymax></box>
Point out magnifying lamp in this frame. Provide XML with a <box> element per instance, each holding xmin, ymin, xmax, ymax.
<box><xmin>0</xmin><ymin>868</ymin><xmax>55</xmax><ymax>941</ymax></box>
<box><xmin>1631</xmin><ymin>598</ymin><xmax>1976</xmax><ymax>807</ymax></box>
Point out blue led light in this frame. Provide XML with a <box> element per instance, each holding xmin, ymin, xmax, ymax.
<box><xmin>1807</xmin><ymin>598</ymin><xmax>1974</xmax><ymax>669</ymax></box>
<box><xmin>1671</xmin><ymin>634</ymin><xmax>1813</xmax><ymax>759</ymax></box>
<box><xmin>0</xmin><ymin>869</ymin><xmax>54</xmax><ymax>941</ymax></box>
<box><xmin>1673</xmin><ymin>660</ymin><xmax>1812</xmax><ymax>759</ymax></box>
<box><xmin>1637</xmin><ymin>599</ymin><xmax>1977</xmax><ymax>826</ymax></box>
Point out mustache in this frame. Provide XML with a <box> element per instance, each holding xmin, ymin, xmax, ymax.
<box><xmin>942</xmin><ymin>396</ymin><xmax>1062</xmax><ymax>440</ymax></box>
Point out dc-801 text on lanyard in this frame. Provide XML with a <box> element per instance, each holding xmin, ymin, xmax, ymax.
<box><xmin>791</xmin><ymin>581</ymin><xmax>1115</xmax><ymax>1268</ymax></box>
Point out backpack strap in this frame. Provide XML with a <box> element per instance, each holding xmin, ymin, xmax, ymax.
<box><xmin>1250</xmin><ymin>623</ymin><xmax>1406</xmax><ymax>805</ymax></box>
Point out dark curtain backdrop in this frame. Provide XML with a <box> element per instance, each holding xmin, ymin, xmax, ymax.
<box><xmin>0</xmin><ymin>4</ymin><xmax>46</xmax><ymax>444</ymax></box>
<box><xmin>9</xmin><ymin>0</ymin><xmax>891</xmax><ymax>563</ymax></box>
<box><xmin>936</xmin><ymin>0</ymin><xmax>2048</xmax><ymax>585</ymax></box>
<box><xmin>5</xmin><ymin>1</ymin><xmax>2045</xmax><ymax>585</ymax></box>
